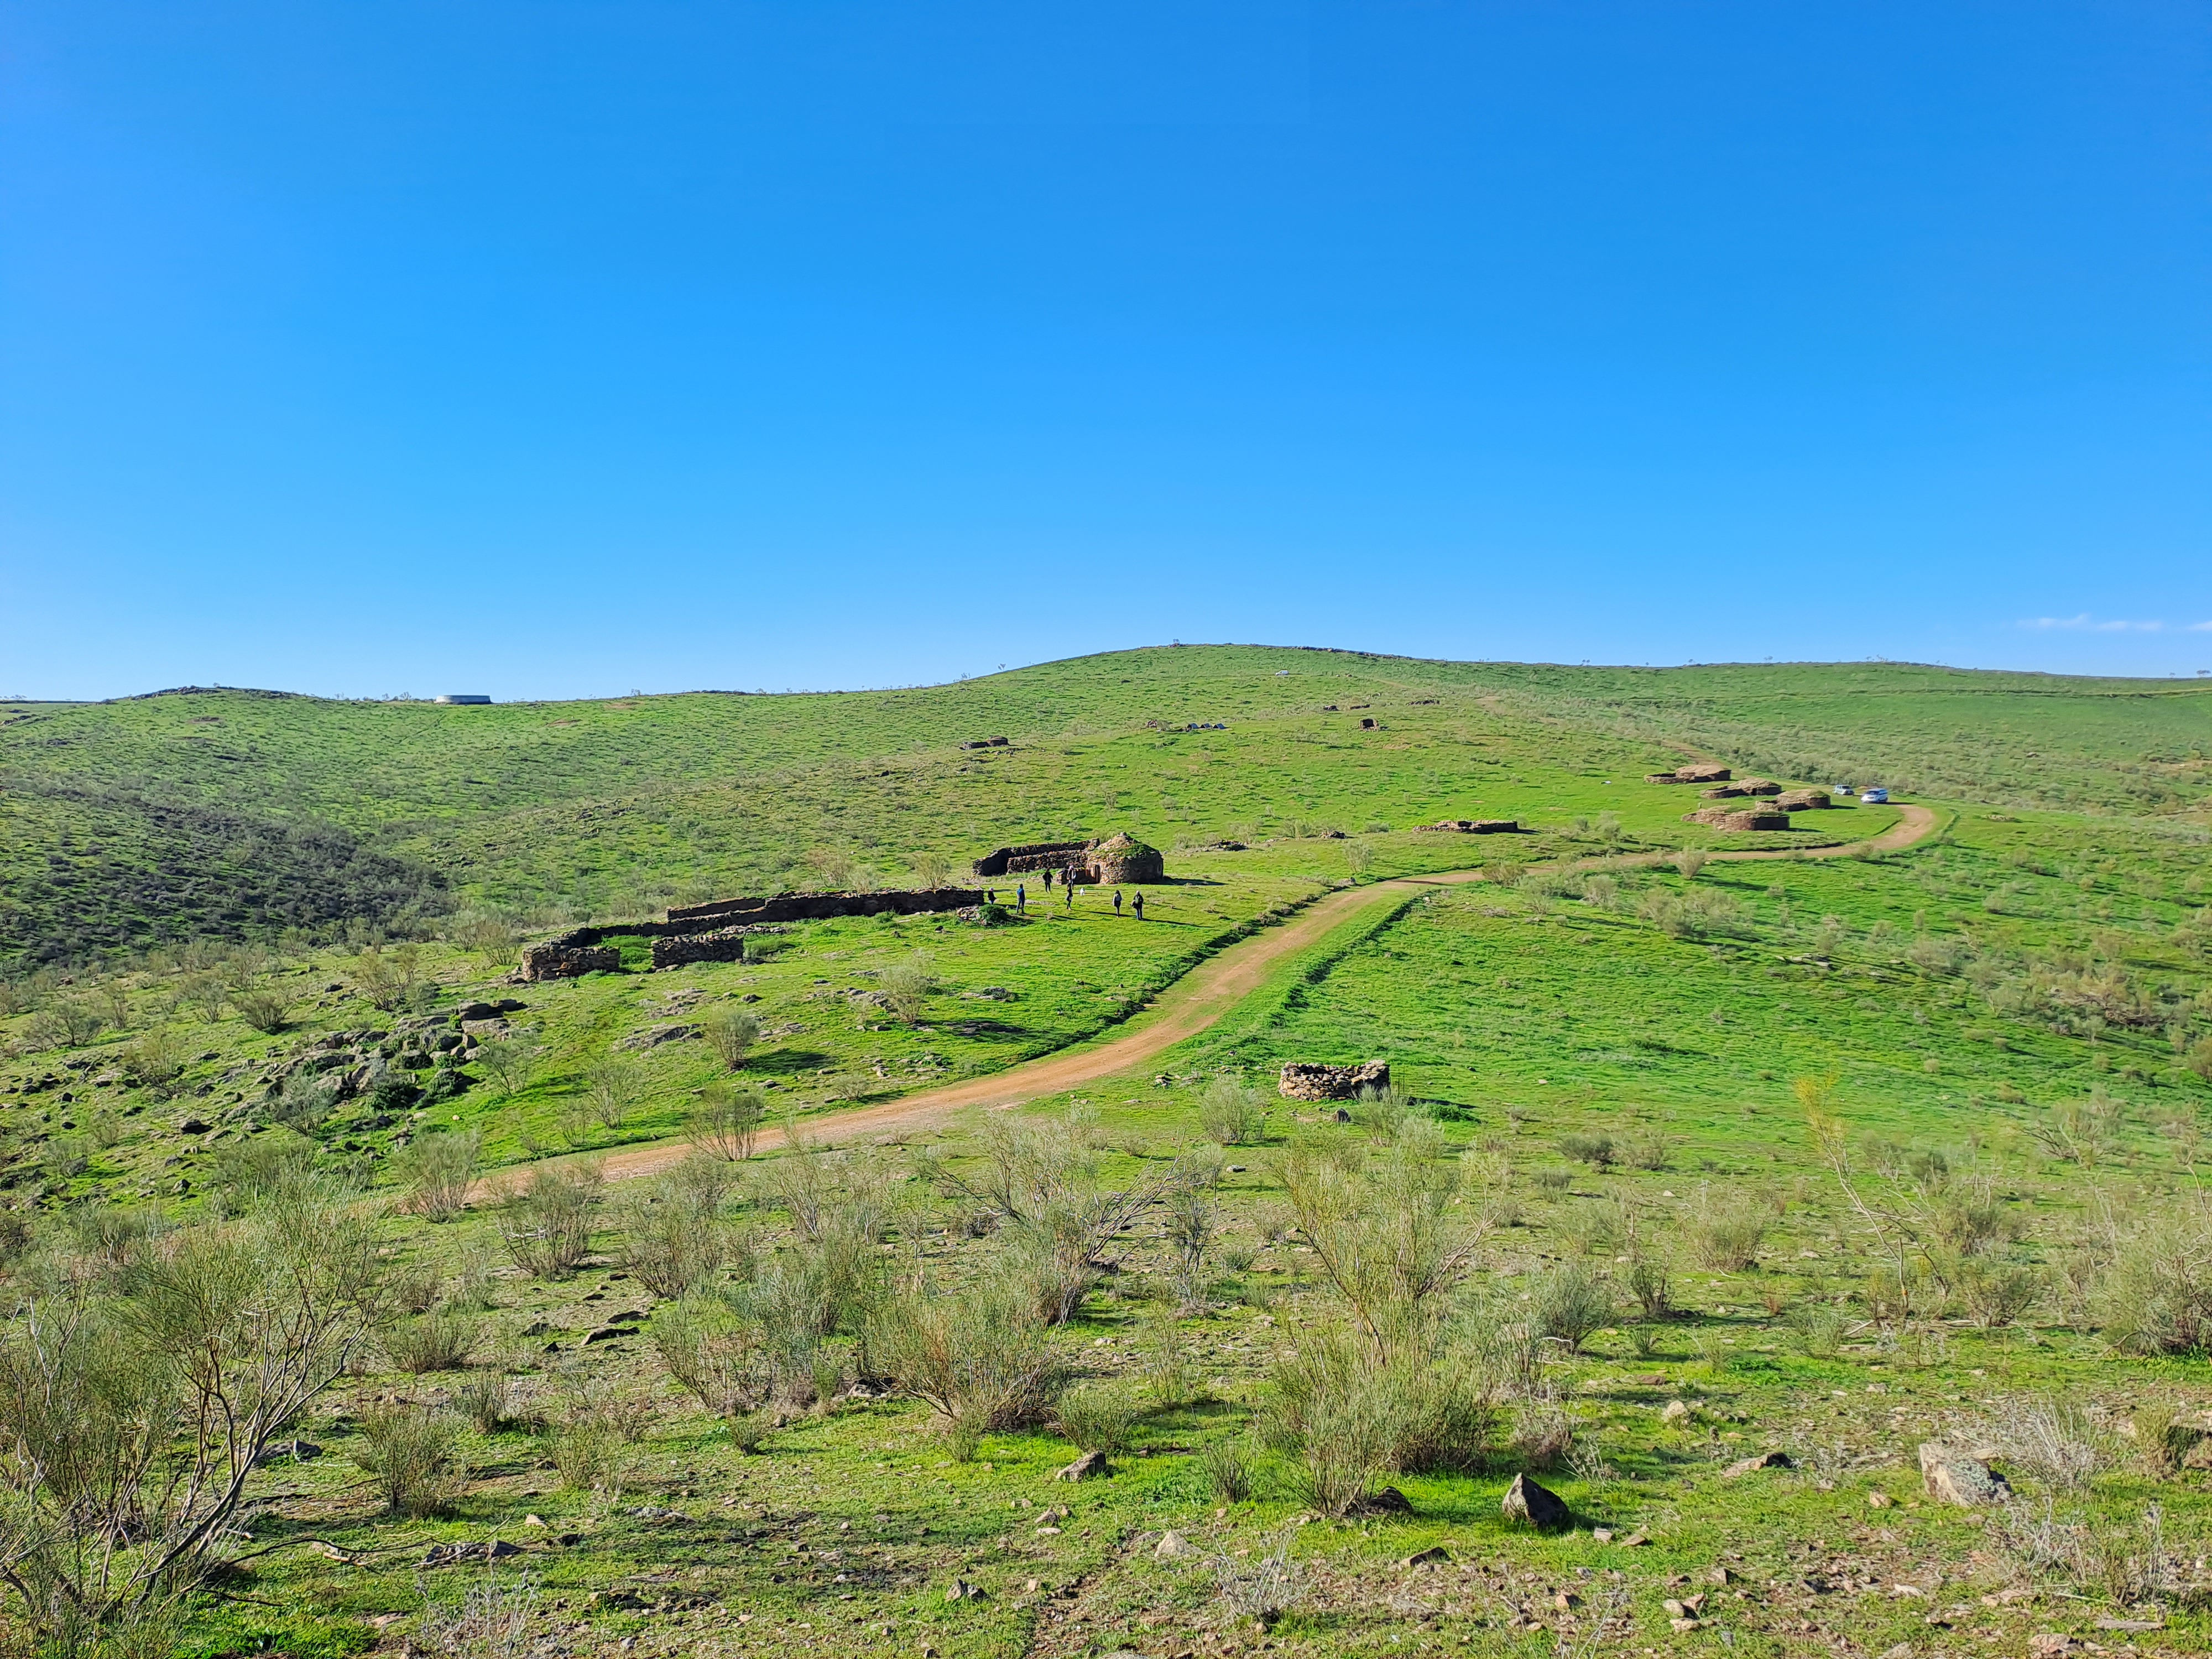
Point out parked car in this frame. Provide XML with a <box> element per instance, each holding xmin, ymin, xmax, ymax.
<box><xmin>1860</xmin><ymin>787</ymin><xmax>1889</xmax><ymax>804</ymax></box>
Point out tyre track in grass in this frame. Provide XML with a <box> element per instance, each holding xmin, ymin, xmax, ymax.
<box><xmin>485</xmin><ymin>805</ymin><xmax>1936</xmax><ymax>1191</ymax></box>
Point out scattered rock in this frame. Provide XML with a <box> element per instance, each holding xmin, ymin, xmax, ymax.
<box><xmin>1357</xmin><ymin>1486</ymin><xmax>1413</xmax><ymax>1515</ymax></box>
<box><xmin>1877</xmin><ymin>1646</ymin><xmax>1914</xmax><ymax>1659</ymax></box>
<box><xmin>1918</xmin><ymin>1442</ymin><xmax>2011</xmax><ymax>1508</ymax></box>
<box><xmin>1500</xmin><ymin>1473</ymin><xmax>1570</xmax><ymax>1531</ymax></box>
<box><xmin>1722</xmin><ymin>1451</ymin><xmax>1792</xmax><ymax>1478</ymax></box>
<box><xmin>420</xmin><ymin>1539</ymin><xmax>523</xmax><ymax>1568</ymax></box>
<box><xmin>945</xmin><ymin>1579</ymin><xmax>989</xmax><ymax>1602</ymax></box>
<box><xmin>1154</xmin><ymin>1530</ymin><xmax>1199</xmax><ymax>1559</ymax></box>
<box><xmin>1867</xmin><ymin>1490</ymin><xmax>1893</xmax><ymax>1509</ymax></box>
<box><xmin>1590</xmin><ymin>1528</ymin><xmax>1614</xmax><ymax>1543</ymax></box>
<box><xmin>628</xmin><ymin>1505</ymin><xmax>692</xmax><ymax>1524</ymax></box>
<box><xmin>1402</xmin><ymin>1545</ymin><xmax>1449</xmax><ymax>1567</ymax></box>
<box><xmin>2027</xmin><ymin>1635</ymin><xmax>2074</xmax><ymax>1658</ymax></box>
<box><xmin>1056</xmin><ymin>1451</ymin><xmax>1110</xmax><ymax>1481</ymax></box>
<box><xmin>179</xmin><ymin>1117</ymin><xmax>212</xmax><ymax>1135</ymax></box>
<box><xmin>582</xmin><ymin>1323</ymin><xmax>641</xmax><ymax>1344</ymax></box>
<box><xmin>253</xmin><ymin>1438</ymin><xmax>322</xmax><ymax>1465</ymax></box>
<box><xmin>1660</xmin><ymin>1399</ymin><xmax>1693</xmax><ymax>1423</ymax></box>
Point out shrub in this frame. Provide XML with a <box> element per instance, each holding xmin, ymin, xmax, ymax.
<box><xmin>352</xmin><ymin>945</ymin><xmax>422</xmax><ymax>1012</ymax></box>
<box><xmin>383</xmin><ymin>1311</ymin><xmax>480</xmax><ymax>1374</ymax></box>
<box><xmin>450</xmin><ymin>911</ymin><xmax>523</xmax><ymax>969</ymax></box>
<box><xmin>1210</xmin><ymin>1530</ymin><xmax>1307</xmax><ymax>1630</ymax></box>
<box><xmin>583</xmin><ymin>1057</ymin><xmax>643</xmax><ymax>1130</ymax></box>
<box><xmin>1198</xmin><ymin>1076</ymin><xmax>1266</xmax><ymax>1146</ymax></box>
<box><xmin>1055</xmin><ymin>1385</ymin><xmax>1138</xmax><ymax>1456</ymax></box>
<box><xmin>355</xmin><ymin>1405</ymin><xmax>465</xmax><ymax>1516</ymax></box>
<box><xmin>2133</xmin><ymin>1402</ymin><xmax>2195</xmax><ymax>1480</ymax></box>
<box><xmin>1620</xmin><ymin>1128</ymin><xmax>1672</xmax><ymax>1171</ymax></box>
<box><xmin>1530</xmin><ymin>1260</ymin><xmax>1612</xmax><ymax>1353</ymax></box>
<box><xmin>1956</xmin><ymin>1257</ymin><xmax>2041</xmax><ymax>1329</ymax></box>
<box><xmin>1162</xmin><ymin>1188</ymin><xmax>1219</xmax><ymax>1312</ymax></box>
<box><xmin>232</xmin><ymin>984</ymin><xmax>292</xmax><ymax>1035</ymax></box>
<box><xmin>122</xmin><ymin>1026</ymin><xmax>190</xmax><ymax>1095</ymax></box>
<box><xmin>1556</xmin><ymin>1132</ymin><xmax>1615</xmax><ymax>1169</ymax></box>
<box><xmin>615</xmin><ymin>1176</ymin><xmax>729</xmax><ymax>1300</ymax></box>
<box><xmin>549</xmin><ymin>1421</ymin><xmax>627</xmax><ymax>1497</ymax></box>
<box><xmin>1509</xmin><ymin>1394</ymin><xmax>1574</xmax><ymax>1468</ymax></box>
<box><xmin>209</xmin><ymin>1129</ymin><xmax>325</xmax><ymax>1213</ymax></box>
<box><xmin>1787</xmin><ymin>1302</ymin><xmax>1849</xmax><ymax>1358</ymax></box>
<box><xmin>2030</xmin><ymin>1091</ymin><xmax>2124</xmax><ymax>1167</ymax></box>
<box><xmin>1625</xmin><ymin>1256</ymin><xmax>1672</xmax><ymax>1319</ymax></box>
<box><xmin>687</xmin><ymin>1087</ymin><xmax>766</xmax><ymax>1161</ymax></box>
<box><xmin>30</xmin><ymin>999</ymin><xmax>106</xmax><ymax>1051</ymax></box>
<box><xmin>269</xmin><ymin>1068</ymin><xmax>341</xmax><ymax>1131</ymax></box>
<box><xmin>472</xmin><ymin>1035</ymin><xmax>543</xmax><ymax>1098</ymax></box>
<box><xmin>394</xmin><ymin>1129</ymin><xmax>483</xmax><ymax>1223</ymax></box>
<box><xmin>449</xmin><ymin>1371</ymin><xmax>514</xmax><ymax>1434</ymax></box>
<box><xmin>1673</xmin><ymin>849</ymin><xmax>1709</xmax><ymax>880</ymax></box>
<box><xmin>498</xmin><ymin>1164</ymin><xmax>601</xmax><ymax>1279</ymax></box>
<box><xmin>1201</xmin><ymin>1439</ymin><xmax>1253</xmax><ymax>1503</ymax></box>
<box><xmin>702</xmin><ymin>1009</ymin><xmax>762</xmax><ymax>1072</ymax></box>
<box><xmin>413</xmin><ymin>1569</ymin><xmax>539</xmax><ymax>1658</ymax></box>
<box><xmin>1258</xmin><ymin>1326</ymin><xmax>1492</xmax><ymax>1516</ymax></box>
<box><xmin>2094</xmin><ymin>1211</ymin><xmax>2212</xmax><ymax>1355</ymax></box>
<box><xmin>1686</xmin><ymin>1186</ymin><xmax>1765</xmax><ymax>1270</ymax></box>
<box><xmin>878</xmin><ymin>955</ymin><xmax>937</xmax><ymax>1024</ymax></box>
<box><xmin>864</xmin><ymin>1277</ymin><xmax>1062</xmax><ymax>1458</ymax></box>
<box><xmin>1976</xmin><ymin>1396</ymin><xmax>2111</xmax><ymax>1492</ymax></box>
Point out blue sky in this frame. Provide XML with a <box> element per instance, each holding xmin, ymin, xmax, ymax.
<box><xmin>3</xmin><ymin>2</ymin><xmax>2209</xmax><ymax>699</ymax></box>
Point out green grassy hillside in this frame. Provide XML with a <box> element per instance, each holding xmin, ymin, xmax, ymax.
<box><xmin>1</xmin><ymin>645</ymin><xmax>2210</xmax><ymax>1659</ymax></box>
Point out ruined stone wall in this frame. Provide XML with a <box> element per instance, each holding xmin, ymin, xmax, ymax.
<box><xmin>518</xmin><ymin>936</ymin><xmax>622</xmax><ymax>980</ymax></box>
<box><xmin>1277</xmin><ymin>1059</ymin><xmax>1391</xmax><ymax>1102</ymax></box>
<box><xmin>972</xmin><ymin>841</ymin><xmax>1089</xmax><ymax>879</ymax></box>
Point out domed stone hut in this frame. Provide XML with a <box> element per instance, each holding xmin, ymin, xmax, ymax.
<box><xmin>1085</xmin><ymin>832</ymin><xmax>1164</xmax><ymax>884</ymax></box>
<box><xmin>972</xmin><ymin>832</ymin><xmax>1166</xmax><ymax>884</ymax></box>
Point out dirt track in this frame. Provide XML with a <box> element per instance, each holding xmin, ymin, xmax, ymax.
<box><xmin>499</xmin><ymin>802</ymin><xmax>1938</xmax><ymax>1188</ymax></box>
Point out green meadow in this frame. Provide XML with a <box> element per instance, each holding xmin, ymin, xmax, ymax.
<box><xmin>0</xmin><ymin>645</ymin><xmax>2209</xmax><ymax>1659</ymax></box>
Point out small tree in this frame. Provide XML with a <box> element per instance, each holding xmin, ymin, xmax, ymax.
<box><xmin>29</xmin><ymin>999</ymin><xmax>106</xmax><ymax>1051</ymax></box>
<box><xmin>122</xmin><ymin>1027</ymin><xmax>190</xmax><ymax>1096</ymax></box>
<box><xmin>394</xmin><ymin>1129</ymin><xmax>484</xmax><ymax>1223</ymax></box>
<box><xmin>1198</xmin><ymin>1076</ymin><xmax>1266</xmax><ymax>1146</ymax></box>
<box><xmin>1674</xmin><ymin>848</ymin><xmax>1709</xmax><ymax>880</ymax></box>
<box><xmin>911</xmin><ymin>851</ymin><xmax>954</xmax><ymax>890</ymax></box>
<box><xmin>703</xmin><ymin>1008</ymin><xmax>762</xmax><ymax>1071</ymax></box>
<box><xmin>451</xmin><ymin>912</ymin><xmax>522</xmax><ymax>969</ymax></box>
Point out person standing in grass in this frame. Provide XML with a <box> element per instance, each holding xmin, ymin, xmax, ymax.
<box><xmin>1017</xmin><ymin>881</ymin><xmax>1026</xmax><ymax>912</ymax></box>
<box><xmin>1065</xmin><ymin>880</ymin><xmax>1074</xmax><ymax>909</ymax></box>
<box><xmin>1113</xmin><ymin>889</ymin><xmax>1123</xmax><ymax>915</ymax></box>
<box><xmin>1133</xmin><ymin>892</ymin><xmax>1145</xmax><ymax>921</ymax></box>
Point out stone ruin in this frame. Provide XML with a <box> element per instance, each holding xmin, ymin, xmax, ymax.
<box><xmin>1645</xmin><ymin>763</ymin><xmax>1733</xmax><ymax>785</ymax></box>
<box><xmin>1699</xmin><ymin>778</ymin><xmax>1782</xmax><ymax>799</ymax></box>
<box><xmin>518</xmin><ymin>885</ymin><xmax>987</xmax><ymax>979</ymax></box>
<box><xmin>1772</xmin><ymin>787</ymin><xmax>1833</xmax><ymax>811</ymax></box>
<box><xmin>1415</xmin><ymin>818</ymin><xmax>1522</xmax><ymax>834</ymax></box>
<box><xmin>971</xmin><ymin>832</ymin><xmax>1165</xmax><ymax>885</ymax></box>
<box><xmin>1277</xmin><ymin>1059</ymin><xmax>1391</xmax><ymax>1102</ymax></box>
<box><xmin>1685</xmin><ymin>806</ymin><xmax>1792</xmax><ymax>832</ymax></box>
<box><xmin>961</xmin><ymin>736</ymin><xmax>1010</xmax><ymax>750</ymax></box>
<box><xmin>517</xmin><ymin>938</ymin><xmax>622</xmax><ymax>980</ymax></box>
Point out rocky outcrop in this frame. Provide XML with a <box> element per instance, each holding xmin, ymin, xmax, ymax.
<box><xmin>518</xmin><ymin>937</ymin><xmax>621</xmax><ymax>980</ymax></box>
<box><xmin>1279</xmin><ymin>1060</ymin><xmax>1390</xmax><ymax>1102</ymax></box>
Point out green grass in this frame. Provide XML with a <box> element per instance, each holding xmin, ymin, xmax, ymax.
<box><xmin>2</xmin><ymin>645</ymin><xmax>2211</xmax><ymax>1658</ymax></box>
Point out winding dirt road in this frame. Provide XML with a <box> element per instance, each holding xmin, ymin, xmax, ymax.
<box><xmin>523</xmin><ymin>803</ymin><xmax>1938</xmax><ymax>1187</ymax></box>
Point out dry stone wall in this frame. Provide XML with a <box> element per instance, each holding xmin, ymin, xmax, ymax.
<box><xmin>1277</xmin><ymin>1060</ymin><xmax>1391</xmax><ymax>1101</ymax></box>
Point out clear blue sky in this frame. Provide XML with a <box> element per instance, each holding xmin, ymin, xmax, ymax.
<box><xmin>4</xmin><ymin>2</ymin><xmax>2209</xmax><ymax>700</ymax></box>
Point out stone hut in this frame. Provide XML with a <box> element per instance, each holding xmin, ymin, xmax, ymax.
<box><xmin>1646</xmin><ymin>763</ymin><xmax>1733</xmax><ymax>785</ymax></box>
<box><xmin>1773</xmin><ymin>788</ymin><xmax>1832</xmax><ymax>811</ymax></box>
<box><xmin>1686</xmin><ymin>806</ymin><xmax>1791</xmax><ymax>832</ymax></box>
<box><xmin>972</xmin><ymin>833</ymin><xmax>1165</xmax><ymax>885</ymax></box>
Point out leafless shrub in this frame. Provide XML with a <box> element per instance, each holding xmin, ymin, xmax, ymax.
<box><xmin>1973</xmin><ymin>1396</ymin><xmax>2114</xmax><ymax>1491</ymax></box>
<box><xmin>450</xmin><ymin>912</ymin><xmax>524</xmax><ymax>971</ymax></box>
<box><xmin>878</xmin><ymin>955</ymin><xmax>937</xmax><ymax>1024</ymax></box>
<box><xmin>1210</xmin><ymin>1530</ymin><xmax>1307</xmax><ymax>1629</ymax></box>
<box><xmin>1055</xmin><ymin>1385</ymin><xmax>1138</xmax><ymax>1455</ymax></box>
<box><xmin>1530</xmin><ymin>1260</ymin><xmax>1612</xmax><ymax>1353</ymax></box>
<box><xmin>2094</xmin><ymin>1204</ymin><xmax>2212</xmax><ymax>1355</ymax></box>
<box><xmin>1673</xmin><ymin>849</ymin><xmax>1709</xmax><ymax>880</ymax></box>
<box><xmin>471</xmin><ymin>1035</ymin><xmax>542</xmax><ymax>1098</ymax></box>
<box><xmin>450</xmin><ymin>1371</ymin><xmax>514</xmax><ymax>1434</ymax></box>
<box><xmin>1202</xmin><ymin>1439</ymin><xmax>1253</xmax><ymax>1503</ymax></box>
<box><xmin>413</xmin><ymin>1569</ymin><xmax>540</xmax><ymax>1659</ymax></box>
<box><xmin>614</xmin><ymin>1170</ymin><xmax>732</xmax><ymax>1300</ymax></box>
<box><xmin>1509</xmin><ymin>1390</ymin><xmax>1575</xmax><ymax>1469</ymax></box>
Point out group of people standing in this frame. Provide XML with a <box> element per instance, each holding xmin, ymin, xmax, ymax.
<box><xmin>987</xmin><ymin>867</ymin><xmax>1146</xmax><ymax>920</ymax></box>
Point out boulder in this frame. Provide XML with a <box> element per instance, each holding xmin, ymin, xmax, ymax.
<box><xmin>1357</xmin><ymin>1485</ymin><xmax>1413</xmax><ymax>1515</ymax></box>
<box><xmin>1721</xmin><ymin>1451</ymin><xmax>1792</xmax><ymax>1478</ymax></box>
<box><xmin>1918</xmin><ymin>1441</ymin><xmax>2011</xmax><ymax>1507</ymax></box>
<box><xmin>1154</xmin><ymin>1530</ymin><xmax>1199</xmax><ymax>1559</ymax></box>
<box><xmin>1056</xmin><ymin>1450</ymin><xmax>1110</xmax><ymax>1481</ymax></box>
<box><xmin>1500</xmin><ymin>1472</ymin><xmax>1571</xmax><ymax>1530</ymax></box>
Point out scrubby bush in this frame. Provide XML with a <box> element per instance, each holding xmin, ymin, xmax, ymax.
<box><xmin>1259</xmin><ymin>1325</ymin><xmax>1494</xmax><ymax>1516</ymax></box>
<box><xmin>864</xmin><ymin>1277</ymin><xmax>1062</xmax><ymax>1459</ymax></box>
<box><xmin>615</xmin><ymin>1168</ymin><xmax>733</xmax><ymax>1299</ymax></box>
<box><xmin>122</xmin><ymin>1026</ymin><xmax>190</xmax><ymax>1095</ymax></box>
<box><xmin>450</xmin><ymin>1371</ymin><xmax>514</xmax><ymax>1434</ymax></box>
<box><xmin>1787</xmin><ymin>1302</ymin><xmax>1849</xmax><ymax>1358</ymax></box>
<box><xmin>210</xmin><ymin>1129</ymin><xmax>325</xmax><ymax>1213</ymax></box>
<box><xmin>687</xmin><ymin>1086</ymin><xmax>766</xmax><ymax>1161</ymax></box>
<box><xmin>355</xmin><ymin>1406</ymin><xmax>465</xmax><ymax>1516</ymax></box>
<box><xmin>1055</xmin><ymin>1385</ymin><xmax>1139</xmax><ymax>1457</ymax></box>
<box><xmin>232</xmin><ymin>984</ymin><xmax>292</xmax><ymax>1034</ymax></box>
<box><xmin>382</xmin><ymin>1311</ymin><xmax>480</xmax><ymax>1374</ymax></box>
<box><xmin>1201</xmin><ymin>1439</ymin><xmax>1253</xmax><ymax>1503</ymax></box>
<box><xmin>583</xmin><ymin>1057</ymin><xmax>643</xmax><ymax>1130</ymax></box>
<box><xmin>472</xmin><ymin>1035</ymin><xmax>543</xmax><ymax>1098</ymax></box>
<box><xmin>1198</xmin><ymin>1076</ymin><xmax>1267</xmax><ymax>1146</ymax></box>
<box><xmin>1556</xmin><ymin>1131</ymin><xmax>1615</xmax><ymax>1169</ymax></box>
<box><xmin>393</xmin><ymin>1129</ymin><xmax>483</xmax><ymax>1223</ymax></box>
<box><xmin>878</xmin><ymin>955</ymin><xmax>937</xmax><ymax>1024</ymax></box>
<box><xmin>30</xmin><ymin>998</ymin><xmax>106</xmax><ymax>1050</ymax></box>
<box><xmin>1530</xmin><ymin>1260</ymin><xmax>1612</xmax><ymax>1353</ymax></box>
<box><xmin>1686</xmin><ymin>1185</ymin><xmax>1765</xmax><ymax>1270</ymax></box>
<box><xmin>2095</xmin><ymin>1209</ymin><xmax>2212</xmax><ymax>1355</ymax></box>
<box><xmin>703</xmin><ymin>1008</ymin><xmax>762</xmax><ymax>1071</ymax></box>
<box><xmin>498</xmin><ymin>1164</ymin><xmax>601</xmax><ymax>1279</ymax></box>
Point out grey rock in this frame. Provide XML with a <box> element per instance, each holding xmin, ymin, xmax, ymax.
<box><xmin>1501</xmin><ymin>1472</ymin><xmax>1571</xmax><ymax>1530</ymax></box>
